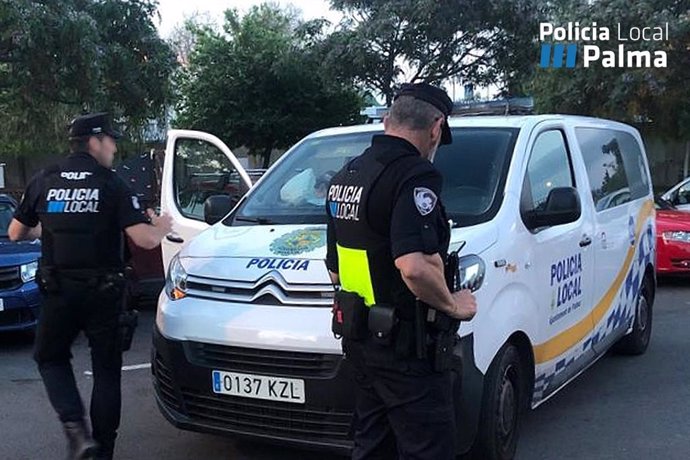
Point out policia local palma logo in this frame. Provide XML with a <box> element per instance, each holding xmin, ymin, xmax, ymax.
<box><xmin>46</xmin><ymin>188</ymin><xmax>100</xmax><ymax>213</ymax></box>
<box><xmin>539</xmin><ymin>22</ymin><xmax>668</xmax><ymax>69</ymax></box>
<box><xmin>328</xmin><ymin>185</ymin><xmax>363</xmax><ymax>221</ymax></box>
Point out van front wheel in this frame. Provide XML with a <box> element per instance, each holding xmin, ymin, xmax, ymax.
<box><xmin>474</xmin><ymin>343</ymin><xmax>526</xmax><ymax>460</ymax></box>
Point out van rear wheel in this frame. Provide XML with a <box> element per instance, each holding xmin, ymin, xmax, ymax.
<box><xmin>613</xmin><ymin>276</ymin><xmax>653</xmax><ymax>355</ymax></box>
<box><xmin>473</xmin><ymin>343</ymin><xmax>526</xmax><ymax>460</ymax></box>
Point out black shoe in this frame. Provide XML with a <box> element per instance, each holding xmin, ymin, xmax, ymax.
<box><xmin>63</xmin><ymin>420</ymin><xmax>98</xmax><ymax>460</ymax></box>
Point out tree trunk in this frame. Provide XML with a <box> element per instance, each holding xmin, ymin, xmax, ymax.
<box><xmin>261</xmin><ymin>145</ymin><xmax>273</xmax><ymax>169</ymax></box>
<box><xmin>384</xmin><ymin>90</ymin><xmax>393</xmax><ymax>107</ymax></box>
<box><xmin>683</xmin><ymin>141</ymin><xmax>690</xmax><ymax>179</ymax></box>
<box><xmin>18</xmin><ymin>155</ymin><xmax>27</xmax><ymax>188</ymax></box>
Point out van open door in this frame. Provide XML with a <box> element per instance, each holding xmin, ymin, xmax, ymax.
<box><xmin>160</xmin><ymin>130</ymin><xmax>252</xmax><ymax>271</ymax></box>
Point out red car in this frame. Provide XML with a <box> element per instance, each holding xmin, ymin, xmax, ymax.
<box><xmin>656</xmin><ymin>197</ymin><xmax>690</xmax><ymax>274</ymax></box>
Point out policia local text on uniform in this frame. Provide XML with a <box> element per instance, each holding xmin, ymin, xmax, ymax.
<box><xmin>9</xmin><ymin>113</ymin><xmax>173</xmax><ymax>460</ymax></box>
<box><xmin>326</xmin><ymin>83</ymin><xmax>477</xmax><ymax>460</ymax></box>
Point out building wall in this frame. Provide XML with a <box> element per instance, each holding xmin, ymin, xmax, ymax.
<box><xmin>0</xmin><ymin>153</ymin><xmax>63</xmax><ymax>200</ymax></box>
<box><xmin>641</xmin><ymin>134</ymin><xmax>689</xmax><ymax>193</ymax></box>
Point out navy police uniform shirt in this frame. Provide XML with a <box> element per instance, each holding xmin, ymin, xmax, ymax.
<box><xmin>326</xmin><ymin>134</ymin><xmax>450</xmax><ymax>318</ymax></box>
<box><xmin>14</xmin><ymin>151</ymin><xmax>149</xmax><ymax>270</ymax></box>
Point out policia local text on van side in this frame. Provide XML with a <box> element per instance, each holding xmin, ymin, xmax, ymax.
<box><xmin>326</xmin><ymin>83</ymin><xmax>477</xmax><ymax>460</ymax></box>
<box><xmin>8</xmin><ymin>113</ymin><xmax>173</xmax><ymax>460</ymax></box>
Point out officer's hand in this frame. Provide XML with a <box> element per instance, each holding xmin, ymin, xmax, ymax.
<box><xmin>148</xmin><ymin>209</ymin><xmax>173</xmax><ymax>234</ymax></box>
<box><xmin>451</xmin><ymin>289</ymin><xmax>477</xmax><ymax>320</ymax></box>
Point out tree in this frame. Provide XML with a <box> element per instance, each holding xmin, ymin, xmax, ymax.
<box><xmin>167</xmin><ymin>12</ymin><xmax>214</xmax><ymax>67</ymax></box>
<box><xmin>325</xmin><ymin>0</ymin><xmax>544</xmax><ymax>104</ymax></box>
<box><xmin>174</xmin><ymin>4</ymin><xmax>362</xmax><ymax>168</ymax></box>
<box><xmin>0</xmin><ymin>0</ymin><xmax>177</xmax><ymax>156</ymax></box>
<box><xmin>528</xmin><ymin>0</ymin><xmax>690</xmax><ymax>141</ymax></box>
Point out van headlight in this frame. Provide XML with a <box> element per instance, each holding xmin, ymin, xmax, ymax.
<box><xmin>165</xmin><ymin>255</ymin><xmax>188</xmax><ymax>300</ymax></box>
<box><xmin>20</xmin><ymin>261</ymin><xmax>38</xmax><ymax>283</ymax></box>
<box><xmin>457</xmin><ymin>255</ymin><xmax>486</xmax><ymax>292</ymax></box>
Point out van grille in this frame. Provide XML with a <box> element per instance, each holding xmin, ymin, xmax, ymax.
<box><xmin>0</xmin><ymin>266</ymin><xmax>22</xmax><ymax>291</ymax></box>
<box><xmin>185</xmin><ymin>342</ymin><xmax>341</xmax><ymax>378</ymax></box>
<box><xmin>185</xmin><ymin>271</ymin><xmax>333</xmax><ymax>307</ymax></box>
<box><xmin>154</xmin><ymin>355</ymin><xmax>181</xmax><ymax>411</ymax></box>
<box><xmin>153</xmin><ymin>352</ymin><xmax>352</xmax><ymax>448</ymax></box>
<box><xmin>180</xmin><ymin>388</ymin><xmax>352</xmax><ymax>445</ymax></box>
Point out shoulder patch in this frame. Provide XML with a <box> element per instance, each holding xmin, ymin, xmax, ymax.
<box><xmin>414</xmin><ymin>187</ymin><xmax>437</xmax><ymax>216</ymax></box>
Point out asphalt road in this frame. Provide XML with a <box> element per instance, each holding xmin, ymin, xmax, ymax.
<box><xmin>1</xmin><ymin>278</ymin><xmax>689</xmax><ymax>460</ymax></box>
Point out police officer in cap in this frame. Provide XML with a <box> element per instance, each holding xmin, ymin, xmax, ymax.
<box><xmin>326</xmin><ymin>83</ymin><xmax>477</xmax><ymax>459</ymax></box>
<box><xmin>9</xmin><ymin>112</ymin><xmax>173</xmax><ymax>459</ymax></box>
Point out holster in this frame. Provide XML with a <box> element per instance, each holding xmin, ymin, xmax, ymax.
<box><xmin>331</xmin><ymin>290</ymin><xmax>369</xmax><ymax>340</ymax></box>
<box><xmin>420</xmin><ymin>305</ymin><xmax>461</xmax><ymax>372</ymax></box>
<box><xmin>427</xmin><ymin>307</ymin><xmax>461</xmax><ymax>334</ymax></box>
<box><xmin>425</xmin><ymin>248</ymin><xmax>463</xmax><ymax>371</ymax></box>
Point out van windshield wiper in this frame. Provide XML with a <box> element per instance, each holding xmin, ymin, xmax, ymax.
<box><xmin>234</xmin><ymin>216</ymin><xmax>274</xmax><ymax>225</ymax></box>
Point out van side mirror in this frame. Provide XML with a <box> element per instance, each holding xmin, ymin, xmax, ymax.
<box><xmin>524</xmin><ymin>187</ymin><xmax>581</xmax><ymax>230</ymax></box>
<box><xmin>203</xmin><ymin>195</ymin><xmax>233</xmax><ymax>225</ymax></box>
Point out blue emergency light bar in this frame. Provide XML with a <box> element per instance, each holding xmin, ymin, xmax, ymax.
<box><xmin>451</xmin><ymin>97</ymin><xmax>534</xmax><ymax>116</ymax></box>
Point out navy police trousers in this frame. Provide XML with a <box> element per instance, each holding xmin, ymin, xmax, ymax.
<box><xmin>344</xmin><ymin>339</ymin><xmax>457</xmax><ymax>460</ymax></box>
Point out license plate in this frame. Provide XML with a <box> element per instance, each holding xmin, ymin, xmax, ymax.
<box><xmin>212</xmin><ymin>370</ymin><xmax>305</xmax><ymax>404</ymax></box>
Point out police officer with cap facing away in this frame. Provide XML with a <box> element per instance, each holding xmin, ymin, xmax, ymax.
<box><xmin>326</xmin><ymin>83</ymin><xmax>477</xmax><ymax>459</ymax></box>
<box><xmin>9</xmin><ymin>112</ymin><xmax>173</xmax><ymax>459</ymax></box>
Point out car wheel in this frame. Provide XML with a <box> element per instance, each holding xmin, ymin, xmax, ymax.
<box><xmin>474</xmin><ymin>343</ymin><xmax>526</xmax><ymax>460</ymax></box>
<box><xmin>613</xmin><ymin>275</ymin><xmax>653</xmax><ymax>355</ymax></box>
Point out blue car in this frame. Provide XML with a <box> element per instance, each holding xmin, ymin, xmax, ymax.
<box><xmin>0</xmin><ymin>194</ymin><xmax>41</xmax><ymax>332</ymax></box>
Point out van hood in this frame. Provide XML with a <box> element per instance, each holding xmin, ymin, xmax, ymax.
<box><xmin>181</xmin><ymin>220</ymin><xmax>498</xmax><ymax>262</ymax></box>
<box><xmin>179</xmin><ymin>224</ymin><xmax>332</xmax><ymax>284</ymax></box>
<box><xmin>181</xmin><ymin>224</ymin><xmax>329</xmax><ymax>260</ymax></box>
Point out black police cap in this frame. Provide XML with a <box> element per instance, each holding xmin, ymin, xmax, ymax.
<box><xmin>394</xmin><ymin>83</ymin><xmax>454</xmax><ymax>145</ymax></box>
<box><xmin>68</xmin><ymin>112</ymin><xmax>122</xmax><ymax>140</ymax></box>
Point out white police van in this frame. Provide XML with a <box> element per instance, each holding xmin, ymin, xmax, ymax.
<box><xmin>153</xmin><ymin>110</ymin><xmax>656</xmax><ymax>460</ymax></box>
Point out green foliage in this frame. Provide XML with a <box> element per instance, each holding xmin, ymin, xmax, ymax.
<box><xmin>529</xmin><ymin>0</ymin><xmax>690</xmax><ymax>140</ymax></box>
<box><xmin>326</xmin><ymin>0</ymin><xmax>544</xmax><ymax>104</ymax></box>
<box><xmin>0</xmin><ymin>0</ymin><xmax>177</xmax><ymax>156</ymax></box>
<box><xmin>174</xmin><ymin>4</ymin><xmax>363</xmax><ymax>168</ymax></box>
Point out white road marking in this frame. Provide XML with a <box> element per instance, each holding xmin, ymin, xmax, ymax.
<box><xmin>84</xmin><ymin>363</ymin><xmax>151</xmax><ymax>376</ymax></box>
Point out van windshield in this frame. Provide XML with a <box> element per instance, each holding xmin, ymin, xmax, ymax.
<box><xmin>229</xmin><ymin>127</ymin><xmax>519</xmax><ymax>227</ymax></box>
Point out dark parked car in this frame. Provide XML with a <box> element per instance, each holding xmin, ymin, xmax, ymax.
<box><xmin>0</xmin><ymin>194</ymin><xmax>41</xmax><ymax>332</ymax></box>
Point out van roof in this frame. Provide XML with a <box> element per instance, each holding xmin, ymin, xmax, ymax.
<box><xmin>307</xmin><ymin>114</ymin><xmax>637</xmax><ymax>139</ymax></box>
